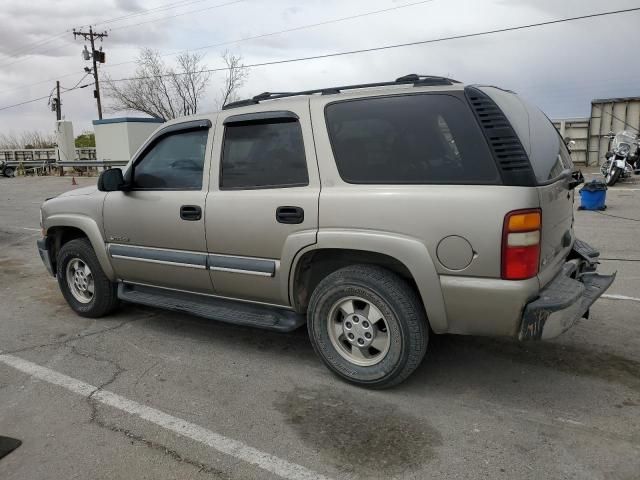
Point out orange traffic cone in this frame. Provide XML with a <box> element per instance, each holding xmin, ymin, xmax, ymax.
<box><xmin>71</xmin><ymin>176</ymin><xmax>77</xmax><ymax>186</ymax></box>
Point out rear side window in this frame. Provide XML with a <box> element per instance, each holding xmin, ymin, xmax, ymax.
<box><xmin>480</xmin><ymin>87</ymin><xmax>572</xmax><ymax>183</ymax></box>
<box><xmin>325</xmin><ymin>94</ymin><xmax>499</xmax><ymax>184</ymax></box>
<box><xmin>221</xmin><ymin>119</ymin><xmax>309</xmax><ymax>189</ymax></box>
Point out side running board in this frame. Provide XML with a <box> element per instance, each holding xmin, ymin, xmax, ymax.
<box><xmin>118</xmin><ymin>283</ymin><xmax>306</xmax><ymax>332</ymax></box>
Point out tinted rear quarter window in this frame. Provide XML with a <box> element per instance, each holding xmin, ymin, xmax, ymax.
<box><xmin>480</xmin><ymin>87</ymin><xmax>572</xmax><ymax>183</ymax></box>
<box><xmin>325</xmin><ymin>94</ymin><xmax>499</xmax><ymax>184</ymax></box>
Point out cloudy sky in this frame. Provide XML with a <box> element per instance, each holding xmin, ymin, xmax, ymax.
<box><xmin>1</xmin><ymin>0</ymin><xmax>639</xmax><ymax>136</ymax></box>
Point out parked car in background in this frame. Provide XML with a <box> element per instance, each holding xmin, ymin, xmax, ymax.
<box><xmin>37</xmin><ymin>74</ymin><xmax>615</xmax><ymax>388</ymax></box>
<box><xmin>1</xmin><ymin>159</ymin><xmax>16</xmax><ymax>177</ymax></box>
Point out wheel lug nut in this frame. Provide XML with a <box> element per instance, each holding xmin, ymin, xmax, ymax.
<box><xmin>353</xmin><ymin>316</ymin><xmax>359</xmax><ymax>323</ymax></box>
<box><xmin>365</xmin><ymin>332</ymin><xmax>372</xmax><ymax>339</ymax></box>
<box><xmin>348</xmin><ymin>333</ymin><xmax>354</xmax><ymax>340</ymax></box>
<box><xmin>345</xmin><ymin>322</ymin><xmax>352</xmax><ymax>329</ymax></box>
<box><xmin>357</xmin><ymin>338</ymin><xmax>364</xmax><ymax>345</ymax></box>
<box><xmin>362</xmin><ymin>321</ymin><xmax>369</xmax><ymax>328</ymax></box>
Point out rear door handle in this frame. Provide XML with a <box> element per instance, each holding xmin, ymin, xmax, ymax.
<box><xmin>276</xmin><ymin>206</ymin><xmax>304</xmax><ymax>224</ymax></box>
<box><xmin>180</xmin><ymin>205</ymin><xmax>202</xmax><ymax>221</ymax></box>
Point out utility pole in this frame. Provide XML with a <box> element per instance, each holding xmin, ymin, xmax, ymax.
<box><xmin>55</xmin><ymin>81</ymin><xmax>61</xmax><ymax>121</ymax></box>
<box><xmin>73</xmin><ymin>27</ymin><xmax>108</xmax><ymax>120</ymax></box>
<box><xmin>50</xmin><ymin>81</ymin><xmax>62</xmax><ymax>120</ymax></box>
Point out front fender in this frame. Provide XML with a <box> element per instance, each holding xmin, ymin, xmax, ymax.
<box><xmin>296</xmin><ymin>229</ymin><xmax>448</xmax><ymax>333</ymax></box>
<box><xmin>45</xmin><ymin>214</ymin><xmax>115</xmax><ymax>280</ymax></box>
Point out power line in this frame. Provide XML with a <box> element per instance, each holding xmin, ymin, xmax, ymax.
<box><xmin>0</xmin><ymin>0</ymin><xmax>233</xmax><ymax>65</ymax></box>
<box><xmin>0</xmin><ymin>0</ymin><xmax>246</xmax><ymax>74</ymax></box>
<box><xmin>1</xmin><ymin>0</ymin><xmax>215</xmax><ymax>59</ymax></box>
<box><xmin>0</xmin><ymin>39</ymin><xmax>71</xmax><ymax>69</ymax></box>
<box><xmin>591</xmin><ymin>103</ymin><xmax>640</xmax><ymax>133</ymax></box>
<box><xmin>0</xmin><ymin>0</ymin><xmax>437</xmax><ymax>94</ymax></box>
<box><xmin>2</xmin><ymin>6</ymin><xmax>640</xmax><ymax>113</ymax></box>
<box><xmin>90</xmin><ymin>0</ymin><xmax>217</xmax><ymax>28</ymax></box>
<box><xmin>108</xmin><ymin>6</ymin><xmax>640</xmax><ymax>83</ymax></box>
<box><xmin>61</xmin><ymin>74</ymin><xmax>91</xmax><ymax>91</ymax></box>
<box><xmin>1</xmin><ymin>31</ymin><xmax>69</xmax><ymax>60</ymax></box>
<box><xmin>107</xmin><ymin>0</ymin><xmax>245</xmax><ymax>31</ymax></box>
<box><xmin>108</xmin><ymin>0</ymin><xmax>438</xmax><ymax>68</ymax></box>
<box><xmin>0</xmin><ymin>83</ymin><xmax>92</xmax><ymax>113</ymax></box>
<box><xmin>0</xmin><ymin>94</ymin><xmax>56</xmax><ymax>112</ymax></box>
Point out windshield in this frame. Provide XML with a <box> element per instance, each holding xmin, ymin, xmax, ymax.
<box><xmin>613</xmin><ymin>130</ymin><xmax>637</xmax><ymax>149</ymax></box>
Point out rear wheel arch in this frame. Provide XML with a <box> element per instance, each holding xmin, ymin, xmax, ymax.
<box><xmin>291</xmin><ymin>246</ymin><xmax>448</xmax><ymax>334</ymax></box>
<box><xmin>292</xmin><ymin>249</ymin><xmax>417</xmax><ymax>307</ymax></box>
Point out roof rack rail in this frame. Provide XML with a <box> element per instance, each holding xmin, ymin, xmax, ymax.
<box><xmin>222</xmin><ymin>74</ymin><xmax>461</xmax><ymax>110</ymax></box>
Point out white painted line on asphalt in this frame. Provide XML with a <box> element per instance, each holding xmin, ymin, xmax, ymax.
<box><xmin>22</xmin><ymin>227</ymin><xmax>41</xmax><ymax>232</ymax></box>
<box><xmin>601</xmin><ymin>294</ymin><xmax>640</xmax><ymax>303</ymax></box>
<box><xmin>0</xmin><ymin>353</ymin><xmax>331</xmax><ymax>480</ymax></box>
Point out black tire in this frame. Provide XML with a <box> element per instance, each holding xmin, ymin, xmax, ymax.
<box><xmin>605</xmin><ymin>166</ymin><xmax>621</xmax><ymax>186</ymax></box>
<box><xmin>3</xmin><ymin>166</ymin><xmax>15</xmax><ymax>178</ymax></box>
<box><xmin>307</xmin><ymin>264</ymin><xmax>428</xmax><ymax>389</ymax></box>
<box><xmin>57</xmin><ymin>238</ymin><xmax>119</xmax><ymax>318</ymax></box>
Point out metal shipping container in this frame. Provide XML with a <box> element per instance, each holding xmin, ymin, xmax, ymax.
<box><xmin>552</xmin><ymin>118</ymin><xmax>589</xmax><ymax>165</ymax></box>
<box><xmin>588</xmin><ymin>97</ymin><xmax>640</xmax><ymax>166</ymax></box>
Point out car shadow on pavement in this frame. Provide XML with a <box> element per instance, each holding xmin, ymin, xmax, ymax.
<box><xmin>123</xmin><ymin>303</ymin><xmax>640</xmax><ymax>399</ymax></box>
<box><xmin>401</xmin><ymin>333</ymin><xmax>640</xmax><ymax>401</ymax></box>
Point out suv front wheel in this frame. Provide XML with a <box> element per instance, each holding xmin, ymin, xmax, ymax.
<box><xmin>57</xmin><ymin>238</ymin><xmax>119</xmax><ymax>318</ymax></box>
<box><xmin>307</xmin><ymin>265</ymin><xmax>428</xmax><ymax>388</ymax></box>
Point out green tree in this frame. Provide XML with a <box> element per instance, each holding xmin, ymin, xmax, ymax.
<box><xmin>75</xmin><ymin>131</ymin><xmax>95</xmax><ymax>148</ymax></box>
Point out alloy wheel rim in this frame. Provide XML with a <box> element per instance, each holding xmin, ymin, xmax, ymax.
<box><xmin>327</xmin><ymin>296</ymin><xmax>391</xmax><ymax>367</ymax></box>
<box><xmin>66</xmin><ymin>258</ymin><xmax>94</xmax><ymax>304</ymax></box>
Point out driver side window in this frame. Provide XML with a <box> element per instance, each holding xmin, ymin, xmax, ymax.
<box><xmin>133</xmin><ymin>129</ymin><xmax>208</xmax><ymax>190</ymax></box>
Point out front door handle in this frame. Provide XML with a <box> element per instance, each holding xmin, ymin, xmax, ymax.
<box><xmin>276</xmin><ymin>206</ymin><xmax>304</xmax><ymax>224</ymax></box>
<box><xmin>180</xmin><ymin>205</ymin><xmax>202</xmax><ymax>221</ymax></box>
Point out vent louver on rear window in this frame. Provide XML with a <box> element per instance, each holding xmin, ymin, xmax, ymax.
<box><xmin>464</xmin><ymin>86</ymin><xmax>536</xmax><ymax>187</ymax></box>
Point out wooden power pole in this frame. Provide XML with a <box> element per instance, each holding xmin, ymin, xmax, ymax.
<box><xmin>55</xmin><ymin>81</ymin><xmax>61</xmax><ymax>121</ymax></box>
<box><xmin>72</xmin><ymin>27</ymin><xmax>108</xmax><ymax>120</ymax></box>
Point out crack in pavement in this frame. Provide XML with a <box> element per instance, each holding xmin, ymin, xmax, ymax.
<box><xmin>86</xmin><ymin>418</ymin><xmax>230</xmax><ymax>479</ymax></box>
<box><xmin>84</xmin><ymin>357</ymin><xmax>228</xmax><ymax>479</ymax></box>
<box><xmin>66</xmin><ymin>330</ymin><xmax>228</xmax><ymax>478</ymax></box>
<box><xmin>0</xmin><ymin>314</ymin><xmax>152</xmax><ymax>356</ymax></box>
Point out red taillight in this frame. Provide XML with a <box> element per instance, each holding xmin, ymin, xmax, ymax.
<box><xmin>502</xmin><ymin>209</ymin><xmax>541</xmax><ymax>280</ymax></box>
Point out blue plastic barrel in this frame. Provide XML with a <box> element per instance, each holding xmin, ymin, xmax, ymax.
<box><xmin>579</xmin><ymin>180</ymin><xmax>607</xmax><ymax>210</ymax></box>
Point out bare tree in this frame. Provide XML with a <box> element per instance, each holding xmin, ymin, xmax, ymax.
<box><xmin>218</xmin><ymin>51</ymin><xmax>249</xmax><ymax>108</ymax></box>
<box><xmin>104</xmin><ymin>49</ymin><xmax>212</xmax><ymax>120</ymax></box>
<box><xmin>0</xmin><ymin>131</ymin><xmax>56</xmax><ymax>149</ymax></box>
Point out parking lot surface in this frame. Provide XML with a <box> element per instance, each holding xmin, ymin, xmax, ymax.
<box><xmin>1</xmin><ymin>173</ymin><xmax>639</xmax><ymax>479</ymax></box>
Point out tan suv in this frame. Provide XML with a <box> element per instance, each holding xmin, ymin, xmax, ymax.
<box><xmin>37</xmin><ymin>74</ymin><xmax>615</xmax><ymax>388</ymax></box>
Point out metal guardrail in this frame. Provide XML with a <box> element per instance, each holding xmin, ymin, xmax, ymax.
<box><xmin>3</xmin><ymin>159</ymin><xmax>127</xmax><ymax>168</ymax></box>
<box><xmin>0</xmin><ymin>148</ymin><xmax>96</xmax><ymax>162</ymax></box>
<box><xmin>55</xmin><ymin>160</ymin><xmax>128</xmax><ymax>167</ymax></box>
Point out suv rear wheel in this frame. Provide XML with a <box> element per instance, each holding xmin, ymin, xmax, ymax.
<box><xmin>57</xmin><ymin>238</ymin><xmax>118</xmax><ymax>318</ymax></box>
<box><xmin>307</xmin><ymin>264</ymin><xmax>428</xmax><ymax>388</ymax></box>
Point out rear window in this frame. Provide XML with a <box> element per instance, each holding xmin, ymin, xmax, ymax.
<box><xmin>325</xmin><ymin>94</ymin><xmax>499</xmax><ymax>184</ymax></box>
<box><xmin>480</xmin><ymin>87</ymin><xmax>572</xmax><ymax>183</ymax></box>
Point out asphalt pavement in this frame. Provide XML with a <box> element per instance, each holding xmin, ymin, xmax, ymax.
<box><xmin>0</xmin><ymin>172</ymin><xmax>639</xmax><ymax>479</ymax></box>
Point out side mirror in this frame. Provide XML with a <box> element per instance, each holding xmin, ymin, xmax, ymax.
<box><xmin>97</xmin><ymin>168</ymin><xmax>125</xmax><ymax>192</ymax></box>
<box><xmin>569</xmin><ymin>170</ymin><xmax>584</xmax><ymax>190</ymax></box>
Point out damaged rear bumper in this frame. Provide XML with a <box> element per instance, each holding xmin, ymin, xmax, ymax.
<box><xmin>519</xmin><ymin>239</ymin><xmax>615</xmax><ymax>340</ymax></box>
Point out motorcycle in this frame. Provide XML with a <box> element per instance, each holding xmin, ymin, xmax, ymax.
<box><xmin>600</xmin><ymin>130</ymin><xmax>640</xmax><ymax>186</ymax></box>
<box><xmin>0</xmin><ymin>159</ymin><xmax>16</xmax><ymax>178</ymax></box>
